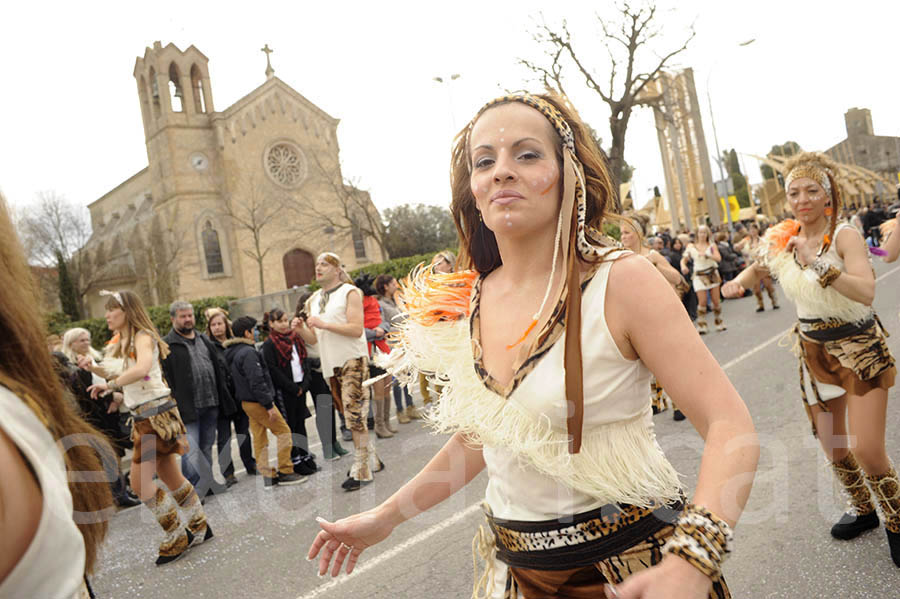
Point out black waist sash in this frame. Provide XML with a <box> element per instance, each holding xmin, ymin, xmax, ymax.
<box><xmin>797</xmin><ymin>316</ymin><xmax>875</xmax><ymax>342</ymax></box>
<box><xmin>486</xmin><ymin>500</ymin><xmax>683</xmax><ymax>571</ymax></box>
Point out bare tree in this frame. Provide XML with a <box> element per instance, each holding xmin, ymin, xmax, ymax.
<box><xmin>221</xmin><ymin>172</ymin><xmax>292</xmax><ymax>295</ymax></box>
<box><xmin>521</xmin><ymin>3</ymin><xmax>695</xmax><ymax>191</ymax></box>
<box><xmin>129</xmin><ymin>205</ymin><xmax>187</xmax><ymax>306</ymax></box>
<box><xmin>16</xmin><ymin>191</ymin><xmax>99</xmax><ymax>317</ymax></box>
<box><xmin>292</xmin><ymin>153</ymin><xmax>388</xmax><ymax>259</ymax></box>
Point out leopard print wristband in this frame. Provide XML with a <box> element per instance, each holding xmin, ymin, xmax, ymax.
<box><xmin>662</xmin><ymin>504</ymin><xmax>734</xmax><ymax>580</ymax></box>
<box><xmin>810</xmin><ymin>258</ymin><xmax>841</xmax><ymax>288</ymax></box>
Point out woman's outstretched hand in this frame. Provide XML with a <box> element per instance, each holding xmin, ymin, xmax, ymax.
<box><xmin>307</xmin><ymin>508</ymin><xmax>396</xmax><ymax>577</ymax></box>
<box><xmin>721</xmin><ymin>280</ymin><xmax>745</xmax><ymax>299</ymax></box>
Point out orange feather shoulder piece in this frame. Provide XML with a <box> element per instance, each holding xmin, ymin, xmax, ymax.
<box><xmin>397</xmin><ymin>265</ymin><xmax>478</xmax><ymax>327</ymax></box>
<box><xmin>763</xmin><ymin>219</ymin><xmax>801</xmax><ymax>254</ymax></box>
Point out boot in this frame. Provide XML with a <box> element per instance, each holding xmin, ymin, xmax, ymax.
<box><xmin>373</xmin><ymin>395</ymin><xmax>394</xmax><ymax>438</ymax></box>
<box><xmin>112</xmin><ymin>474</ymin><xmax>141</xmax><ymax>508</ymax></box>
<box><xmin>146</xmin><ymin>487</ymin><xmax>192</xmax><ymax>565</ymax></box>
<box><xmin>405</xmin><ymin>405</ymin><xmax>424</xmax><ymax>420</ymax></box>
<box><xmin>397</xmin><ymin>406</ymin><xmax>411</xmax><ymax>424</ymax></box>
<box><xmin>383</xmin><ymin>398</ymin><xmax>398</xmax><ymax>433</ymax></box>
<box><xmin>342</xmin><ymin>445</ymin><xmax>374</xmax><ymax>492</ymax></box>
<box><xmin>650</xmin><ymin>379</ymin><xmax>668</xmax><ymax>415</ymax></box>
<box><xmin>696</xmin><ymin>307</ymin><xmax>708</xmax><ymax>335</ymax></box>
<box><xmin>172</xmin><ymin>481</ymin><xmax>213</xmax><ymax>548</ymax></box>
<box><xmin>865</xmin><ymin>465</ymin><xmax>900</xmax><ymax>566</ymax></box>
<box><xmin>755</xmin><ymin>291</ymin><xmax>765</xmax><ymax>313</ymax></box>
<box><xmin>714</xmin><ymin>306</ymin><xmax>727</xmax><ymax>331</ymax></box>
<box><xmin>830</xmin><ymin>453</ymin><xmax>879</xmax><ymax>540</ymax></box>
<box><xmin>767</xmin><ymin>286</ymin><xmax>780</xmax><ymax>309</ymax></box>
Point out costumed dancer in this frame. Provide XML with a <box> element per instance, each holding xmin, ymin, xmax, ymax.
<box><xmin>723</xmin><ymin>152</ymin><xmax>899</xmax><ymax>566</ymax></box>
<box><xmin>681</xmin><ymin>226</ymin><xmax>726</xmax><ymax>333</ymax></box>
<box><xmin>293</xmin><ymin>253</ymin><xmax>384</xmax><ymax>491</ymax></box>
<box><xmin>620</xmin><ymin>214</ymin><xmax>690</xmax><ymax>418</ymax></box>
<box><xmin>86</xmin><ymin>290</ymin><xmax>212</xmax><ymax>565</ymax></box>
<box><xmin>308</xmin><ymin>92</ymin><xmax>759</xmax><ymax>598</ymax></box>
<box><xmin>876</xmin><ymin>216</ymin><xmax>898</xmax><ymax>263</ymax></box>
<box><xmin>735</xmin><ymin>223</ymin><xmax>780</xmax><ymax>312</ymax></box>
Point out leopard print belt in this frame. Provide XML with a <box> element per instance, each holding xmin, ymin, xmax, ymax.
<box><xmin>485</xmin><ymin>499</ymin><xmax>684</xmax><ymax>571</ymax></box>
<box><xmin>797</xmin><ymin>315</ymin><xmax>876</xmax><ymax>342</ymax></box>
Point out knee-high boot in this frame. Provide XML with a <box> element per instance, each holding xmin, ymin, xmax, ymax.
<box><xmin>172</xmin><ymin>480</ymin><xmax>212</xmax><ymax>547</ymax></box>
<box><xmin>865</xmin><ymin>465</ymin><xmax>900</xmax><ymax>566</ymax></box>
<box><xmin>754</xmin><ymin>289</ymin><xmax>765</xmax><ymax>312</ymax></box>
<box><xmin>373</xmin><ymin>394</ymin><xmax>393</xmax><ymax>438</ymax></box>
<box><xmin>145</xmin><ymin>487</ymin><xmax>192</xmax><ymax>565</ymax></box>
<box><xmin>383</xmin><ymin>396</ymin><xmax>398</xmax><ymax>433</ymax></box>
<box><xmin>714</xmin><ymin>306</ymin><xmax>727</xmax><ymax>331</ymax></box>
<box><xmin>696</xmin><ymin>307</ymin><xmax>708</xmax><ymax>335</ymax></box>
<box><xmin>830</xmin><ymin>453</ymin><xmax>879</xmax><ymax>539</ymax></box>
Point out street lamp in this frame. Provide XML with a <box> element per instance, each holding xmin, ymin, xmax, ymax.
<box><xmin>707</xmin><ymin>38</ymin><xmax>756</xmax><ymax>232</ymax></box>
<box><xmin>433</xmin><ymin>73</ymin><xmax>462</xmax><ymax>129</ymax></box>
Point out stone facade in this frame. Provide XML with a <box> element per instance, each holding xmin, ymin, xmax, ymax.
<box><xmin>80</xmin><ymin>42</ymin><xmax>385</xmax><ymax>318</ymax></box>
<box><xmin>826</xmin><ymin>108</ymin><xmax>900</xmax><ymax>189</ymax></box>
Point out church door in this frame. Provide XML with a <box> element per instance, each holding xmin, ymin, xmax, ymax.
<box><xmin>283</xmin><ymin>249</ymin><xmax>315</xmax><ymax>288</ymax></box>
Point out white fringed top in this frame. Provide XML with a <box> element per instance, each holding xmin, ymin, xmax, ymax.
<box><xmin>388</xmin><ymin>255</ymin><xmax>684</xmax><ymax>521</ymax></box>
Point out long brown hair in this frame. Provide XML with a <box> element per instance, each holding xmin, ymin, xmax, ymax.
<box><xmin>0</xmin><ymin>193</ymin><xmax>111</xmax><ymax>573</ymax></box>
<box><xmin>105</xmin><ymin>290</ymin><xmax>169</xmax><ymax>361</ymax></box>
<box><xmin>205</xmin><ymin>308</ymin><xmax>233</xmax><ymax>341</ymax></box>
<box><xmin>450</xmin><ymin>92</ymin><xmax>618</xmax><ymax>273</ymax></box>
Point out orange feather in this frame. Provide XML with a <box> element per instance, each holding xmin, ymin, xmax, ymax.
<box><xmin>764</xmin><ymin>219</ymin><xmax>801</xmax><ymax>254</ymax></box>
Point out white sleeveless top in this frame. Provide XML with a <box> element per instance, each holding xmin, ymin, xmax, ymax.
<box><xmin>397</xmin><ymin>256</ymin><xmax>683</xmax><ymax>522</ymax></box>
<box><xmin>0</xmin><ymin>385</ymin><xmax>87</xmax><ymax>599</ymax></box>
<box><xmin>309</xmin><ymin>284</ymin><xmax>369</xmax><ymax>376</ymax></box>
<box><xmin>764</xmin><ymin>222</ymin><xmax>873</xmax><ymax>324</ymax></box>
<box><xmin>120</xmin><ymin>339</ymin><xmax>171</xmax><ymax>409</ymax></box>
<box><xmin>685</xmin><ymin>244</ymin><xmax>718</xmax><ymax>272</ymax></box>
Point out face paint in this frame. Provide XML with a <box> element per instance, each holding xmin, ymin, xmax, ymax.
<box><xmin>540</xmin><ymin>174</ymin><xmax>558</xmax><ymax>195</ymax></box>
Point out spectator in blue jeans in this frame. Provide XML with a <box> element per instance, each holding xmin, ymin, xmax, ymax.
<box><xmin>162</xmin><ymin>301</ymin><xmax>236</xmax><ymax>498</ymax></box>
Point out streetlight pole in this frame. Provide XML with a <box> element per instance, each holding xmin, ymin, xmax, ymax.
<box><xmin>706</xmin><ymin>38</ymin><xmax>756</xmax><ymax>232</ymax></box>
<box><xmin>433</xmin><ymin>73</ymin><xmax>461</xmax><ymax>130</ymax></box>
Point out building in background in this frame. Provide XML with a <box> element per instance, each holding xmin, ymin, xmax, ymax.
<box><xmin>79</xmin><ymin>42</ymin><xmax>385</xmax><ymax>317</ymax></box>
<box><xmin>826</xmin><ymin>108</ymin><xmax>900</xmax><ymax>188</ymax></box>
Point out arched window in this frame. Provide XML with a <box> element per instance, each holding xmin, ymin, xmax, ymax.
<box><xmin>351</xmin><ymin>218</ymin><xmax>367</xmax><ymax>259</ymax></box>
<box><xmin>149</xmin><ymin>67</ymin><xmax>161</xmax><ymax>118</ymax></box>
<box><xmin>202</xmin><ymin>221</ymin><xmax>224</xmax><ymax>274</ymax></box>
<box><xmin>190</xmin><ymin>64</ymin><xmax>206</xmax><ymax>113</ymax></box>
<box><xmin>168</xmin><ymin>63</ymin><xmax>183</xmax><ymax>113</ymax></box>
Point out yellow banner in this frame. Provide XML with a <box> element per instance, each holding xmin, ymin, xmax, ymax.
<box><xmin>718</xmin><ymin>195</ymin><xmax>741</xmax><ymax>222</ymax></box>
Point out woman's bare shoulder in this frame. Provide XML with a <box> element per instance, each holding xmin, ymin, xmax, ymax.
<box><xmin>0</xmin><ymin>427</ymin><xmax>43</xmax><ymax>582</ymax></box>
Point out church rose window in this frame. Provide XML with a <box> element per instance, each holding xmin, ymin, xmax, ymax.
<box><xmin>264</xmin><ymin>141</ymin><xmax>306</xmax><ymax>188</ymax></box>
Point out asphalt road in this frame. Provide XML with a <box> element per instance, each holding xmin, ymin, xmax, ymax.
<box><xmin>90</xmin><ymin>261</ymin><xmax>900</xmax><ymax>599</ymax></box>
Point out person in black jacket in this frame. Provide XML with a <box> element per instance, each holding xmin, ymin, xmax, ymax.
<box><xmin>224</xmin><ymin>316</ymin><xmax>306</xmax><ymax>489</ymax></box>
<box><xmin>206</xmin><ymin>309</ymin><xmax>257</xmax><ymax>486</ymax></box>
<box><xmin>261</xmin><ymin>307</ymin><xmax>318</xmax><ymax>476</ymax></box>
<box><xmin>161</xmin><ymin>301</ymin><xmax>237</xmax><ymax>497</ymax></box>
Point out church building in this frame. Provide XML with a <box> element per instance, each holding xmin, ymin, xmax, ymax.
<box><xmin>80</xmin><ymin>41</ymin><xmax>385</xmax><ymax>317</ymax></box>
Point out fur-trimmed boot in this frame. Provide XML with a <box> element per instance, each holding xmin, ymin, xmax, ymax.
<box><xmin>830</xmin><ymin>453</ymin><xmax>879</xmax><ymax>540</ymax></box>
<box><xmin>342</xmin><ymin>445</ymin><xmax>374</xmax><ymax>492</ymax></box>
<box><xmin>766</xmin><ymin>286</ymin><xmax>779</xmax><ymax>309</ymax></box>
<box><xmin>754</xmin><ymin>289</ymin><xmax>765</xmax><ymax>312</ymax></box>
<box><xmin>145</xmin><ymin>487</ymin><xmax>193</xmax><ymax>565</ymax></box>
<box><xmin>696</xmin><ymin>307</ymin><xmax>709</xmax><ymax>335</ymax></box>
<box><xmin>650</xmin><ymin>378</ymin><xmax>668</xmax><ymax>415</ymax></box>
<box><xmin>714</xmin><ymin>306</ymin><xmax>727</xmax><ymax>331</ymax></box>
<box><xmin>172</xmin><ymin>480</ymin><xmax>212</xmax><ymax>548</ymax></box>
<box><xmin>865</xmin><ymin>465</ymin><xmax>900</xmax><ymax>567</ymax></box>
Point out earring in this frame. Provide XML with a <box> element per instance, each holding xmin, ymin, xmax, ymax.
<box><xmin>824</xmin><ymin>205</ymin><xmax>833</xmax><ymax>217</ymax></box>
<box><xmin>478</xmin><ymin>211</ymin><xmax>483</xmax><ymax>222</ymax></box>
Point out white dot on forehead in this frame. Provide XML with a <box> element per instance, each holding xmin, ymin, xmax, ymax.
<box><xmin>499</xmin><ymin>138</ymin><xmax>504</xmax><ymax>142</ymax></box>
<box><xmin>499</xmin><ymin>128</ymin><xmax>505</xmax><ymax>132</ymax></box>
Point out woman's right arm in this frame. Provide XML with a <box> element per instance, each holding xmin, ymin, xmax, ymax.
<box><xmin>308</xmin><ymin>432</ymin><xmax>485</xmax><ymax>576</ymax></box>
<box><xmin>721</xmin><ymin>261</ymin><xmax>764</xmax><ymax>298</ymax></box>
<box><xmin>882</xmin><ymin>217</ymin><xmax>899</xmax><ymax>262</ymax></box>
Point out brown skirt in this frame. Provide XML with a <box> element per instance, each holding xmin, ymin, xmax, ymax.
<box><xmin>131</xmin><ymin>418</ymin><xmax>189</xmax><ymax>464</ymax></box>
<box><xmin>801</xmin><ymin>329</ymin><xmax>896</xmax><ymax>398</ymax></box>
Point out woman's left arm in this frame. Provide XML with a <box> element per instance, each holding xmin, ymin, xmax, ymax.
<box><xmin>881</xmin><ymin>217</ymin><xmax>899</xmax><ymax>263</ymax></box>
<box><xmin>606</xmin><ymin>256</ymin><xmax>759</xmax><ymax>597</ymax></box>
<box><xmin>830</xmin><ymin>227</ymin><xmax>876</xmax><ymax>305</ymax></box>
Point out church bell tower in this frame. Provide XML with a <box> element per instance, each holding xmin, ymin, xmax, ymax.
<box><xmin>133</xmin><ymin>42</ymin><xmax>219</xmax><ymax>206</ymax></box>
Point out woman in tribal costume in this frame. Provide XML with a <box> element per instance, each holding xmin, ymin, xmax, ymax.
<box><xmin>734</xmin><ymin>223</ymin><xmax>780</xmax><ymax>312</ymax></box>
<box><xmin>620</xmin><ymin>214</ymin><xmax>690</xmax><ymax>418</ymax></box>
<box><xmin>308</xmin><ymin>92</ymin><xmax>759</xmax><ymax>599</ymax></box>
<box><xmin>723</xmin><ymin>152</ymin><xmax>900</xmax><ymax>567</ymax></box>
<box><xmin>681</xmin><ymin>226</ymin><xmax>726</xmax><ymax>333</ymax></box>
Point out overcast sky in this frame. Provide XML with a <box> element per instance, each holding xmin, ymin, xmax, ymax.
<box><xmin>2</xmin><ymin>1</ymin><xmax>899</xmax><ymax>218</ymax></box>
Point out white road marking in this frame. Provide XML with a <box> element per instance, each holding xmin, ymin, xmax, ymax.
<box><xmin>296</xmin><ymin>502</ymin><xmax>482</xmax><ymax>599</ymax></box>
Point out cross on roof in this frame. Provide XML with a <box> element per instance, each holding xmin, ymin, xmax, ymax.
<box><xmin>261</xmin><ymin>44</ymin><xmax>274</xmax><ymax>79</ymax></box>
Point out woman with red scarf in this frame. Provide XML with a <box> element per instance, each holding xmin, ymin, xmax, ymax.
<box><xmin>262</xmin><ymin>307</ymin><xmax>318</xmax><ymax>476</ymax></box>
